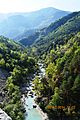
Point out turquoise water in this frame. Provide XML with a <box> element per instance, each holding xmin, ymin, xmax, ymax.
<box><xmin>24</xmin><ymin>63</ymin><xmax>46</xmax><ymax>120</ymax></box>
<box><xmin>25</xmin><ymin>95</ymin><xmax>43</xmax><ymax>120</ymax></box>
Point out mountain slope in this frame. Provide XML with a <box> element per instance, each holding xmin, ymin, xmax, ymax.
<box><xmin>0</xmin><ymin>7</ymin><xmax>69</xmax><ymax>39</ymax></box>
<box><xmin>33</xmin><ymin>32</ymin><xmax>80</xmax><ymax>119</ymax></box>
<box><xmin>31</xmin><ymin>12</ymin><xmax>80</xmax><ymax>119</ymax></box>
<box><xmin>19</xmin><ymin>12</ymin><xmax>78</xmax><ymax>47</ymax></box>
<box><xmin>30</xmin><ymin>11</ymin><xmax>80</xmax><ymax>55</ymax></box>
<box><xmin>32</xmin><ymin>12</ymin><xmax>80</xmax><ymax>119</ymax></box>
<box><xmin>0</xmin><ymin>36</ymin><xmax>36</xmax><ymax>120</ymax></box>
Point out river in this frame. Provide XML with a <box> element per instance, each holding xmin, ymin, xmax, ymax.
<box><xmin>24</xmin><ymin>62</ymin><xmax>48</xmax><ymax>120</ymax></box>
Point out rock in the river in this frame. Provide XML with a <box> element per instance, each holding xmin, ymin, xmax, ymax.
<box><xmin>0</xmin><ymin>108</ymin><xmax>12</xmax><ymax>120</ymax></box>
<box><xmin>33</xmin><ymin>105</ymin><xmax>37</xmax><ymax>108</ymax></box>
<box><xmin>29</xmin><ymin>91</ymin><xmax>33</xmax><ymax>95</ymax></box>
<box><xmin>31</xmin><ymin>95</ymin><xmax>34</xmax><ymax>98</ymax></box>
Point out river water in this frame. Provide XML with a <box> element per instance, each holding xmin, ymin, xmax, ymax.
<box><xmin>24</xmin><ymin>88</ymin><xmax>44</xmax><ymax>120</ymax></box>
<box><xmin>24</xmin><ymin>62</ymin><xmax>48</xmax><ymax>120</ymax></box>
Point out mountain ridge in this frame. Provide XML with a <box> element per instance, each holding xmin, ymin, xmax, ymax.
<box><xmin>18</xmin><ymin>11</ymin><xmax>80</xmax><ymax>55</ymax></box>
<box><xmin>0</xmin><ymin>7</ymin><xmax>70</xmax><ymax>39</ymax></box>
<box><xmin>19</xmin><ymin>11</ymin><xmax>79</xmax><ymax>47</ymax></box>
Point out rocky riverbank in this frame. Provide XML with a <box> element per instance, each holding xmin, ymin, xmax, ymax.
<box><xmin>36</xmin><ymin>104</ymin><xmax>49</xmax><ymax>120</ymax></box>
<box><xmin>21</xmin><ymin>62</ymin><xmax>49</xmax><ymax>120</ymax></box>
<box><xmin>21</xmin><ymin>83</ymin><xmax>49</xmax><ymax>120</ymax></box>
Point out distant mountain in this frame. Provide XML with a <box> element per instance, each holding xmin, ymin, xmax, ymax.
<box><xmin>0</xmin><ymin>7</ymin><xmax>69</xmax><ymax>39</ymax></box>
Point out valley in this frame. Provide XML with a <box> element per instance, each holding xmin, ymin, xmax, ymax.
<box><xmin>24</xmin><ymin>62</ymin><xmax>48</xmax><ymax>120</ymax></box>
<box><xmin>0</xmin><ymin>7</ymin><xmax>80</xmax><ymax>120</ymax></box>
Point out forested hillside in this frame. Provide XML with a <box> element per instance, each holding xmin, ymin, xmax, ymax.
<box><xmin>33</xmin><ymin>11</ymin><xmax>80</xmax><ymax>120</ymax></box>
<box><xmin>34</xmin><ymin>32</ymin><xmax>80</xmax><ymax>120</ymax></box>
<box><xmin>0</xmin><ymin>8</ymin><xmax>80</xmax><ymax>120</ymax></box>
<box><xmin>0</xmin><ymin>36</ymin><xmax>36</xmax><ymax>120</ymax></box>
<box><xmin>19</xmin><ymin>11</ymin><xmax>80</xmax><ymax>48</ymax></box>
<box><xmin>0</xmin><ymin>7</ymin><xmax>69</xmax><ymax>39</ymax></box>
<box><xmin>31</xmin><ymin>11</ymin><xmax>80</xmax><ymax>55</ymax></box>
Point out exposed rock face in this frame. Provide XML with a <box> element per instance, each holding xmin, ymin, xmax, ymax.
<box><xmin>0</xmin><ymin>69</ymin><xmax>9</xmax><ymax>104</ymax></box>
<box><xmin>0</xmin><ymin>108</ymin><xmax>12</xmax><ymax>120</ymax></box>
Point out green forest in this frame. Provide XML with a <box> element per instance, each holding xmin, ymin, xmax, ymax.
<box><xmin>32</xmin><ymin>11</ymin><xmax>80</xmax><ymax>120</ymax></box>
<box><xmin>0</xmin><ymin>10</ymin><xmax>80</xmax><ymax>120</ymax></box>
<box><xmin>0</xmin><ymin>36</ymin><xmax>36</xmax><ymax>120</ymax></box>
<box><xmin>33</xmin><ymin>32</ymin><xmax>80</xmax><ymax>119</ymax></box>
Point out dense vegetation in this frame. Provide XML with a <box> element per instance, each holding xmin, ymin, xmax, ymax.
<box><xmin>33</xmin><ymin>11</ymin><xmax>80</xmax><ymax>120</ymax></box>
<box><xmin>0</xmin><ymin>10</ymin><xmax>80</xmax><ymax>120</ymax></box>
<box><xmin>34</xmin><ymin>32</ymin><xmax>80</xmax><ymax>119</ymax></box>
<box><xmin>19</xmin><ymin>12</ymin><xmax>79</xmax><ymax>47</ymax></box>
<box><xmin>0</xmin><ymin>36</ymin><xmax>36</xmax><ymax>120</ymax></box>
<box><xmin>30</xmin><ymin>11</ymin><xmax>80</xmax><ymax>55</ymax></box>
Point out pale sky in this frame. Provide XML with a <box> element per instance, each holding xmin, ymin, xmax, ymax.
<box><xmin>0</xmin><ymin>0</ymin><xmax>80</xmax><ymax>13</ymax></box>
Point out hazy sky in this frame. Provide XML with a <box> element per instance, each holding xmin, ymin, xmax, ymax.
<box><xmin>0</xmin><ymin>0</ymin><xmax>80</xmax><ymax>13</ymax></box>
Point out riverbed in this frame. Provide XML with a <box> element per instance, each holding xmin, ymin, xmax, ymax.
<box><xmin>24</xmin><ymin>87</ymin><xmax>44</xmax><ymax>120</ymax></box>
<box><xmin>24</xmin><ymin>62</ymin><xmax>48</xmax><ymax>120</ymax></box>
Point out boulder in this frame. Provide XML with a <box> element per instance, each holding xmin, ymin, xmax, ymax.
<box><xmin>33</xmin><ymin>105</ymin><xmax>37</xmax><ymax>108</ymax></box>
<box><xmin>0</xmin><ymin>108</ymin><xmax>12</xmax><ymax>120</ymax></box>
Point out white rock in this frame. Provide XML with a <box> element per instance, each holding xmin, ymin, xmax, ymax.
<box><xmin>0</xmin><ymin>108</ymin><xmax>12</xmax><ymax>120</ymax></box>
